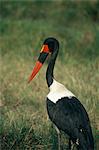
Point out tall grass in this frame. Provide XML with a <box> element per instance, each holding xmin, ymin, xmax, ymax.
<box><xmin>0</xmin><ymin>1</ymin><xmax>99</xmax><ymax>149</ymax></box>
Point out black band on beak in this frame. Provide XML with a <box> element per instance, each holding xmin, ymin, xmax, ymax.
<box><xmin>38</xmin><ymin>52</ymin><xmax>48</xmax><ymax>64</ymax></box>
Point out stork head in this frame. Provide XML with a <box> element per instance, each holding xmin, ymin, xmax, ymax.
<box><xmin>43</xmin><ymin>37</ymin><xmax>59</xmax><ymax>53</ymax></box>
<box><xmin>28</xmin><ymin>37</ymin><xmax>59</xmax><ymax>83</ymax></box>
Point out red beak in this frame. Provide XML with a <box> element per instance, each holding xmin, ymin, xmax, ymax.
<box><xmin>28</xmin><ymin>45</ymin><xmax>49</xmax><ymax>83</ymax></box>
<box><xmin>28</xmin><ymin>61</ymin><xmax>43</xmax><ymax>83</ymax></box>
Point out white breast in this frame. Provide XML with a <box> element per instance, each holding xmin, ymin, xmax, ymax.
<box><xmin>47</xmin><ymin>79</ymin><xmax>75</xmax><ymax>103</ymax></box>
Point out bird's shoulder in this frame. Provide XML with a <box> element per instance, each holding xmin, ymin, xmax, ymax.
<box><xmin>47</xmin><ymin>79</ymin><xmax>75</xmax><ymax>103</ymax></box>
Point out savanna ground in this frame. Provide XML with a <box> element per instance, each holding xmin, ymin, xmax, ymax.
<box><xmin>0</xmin><ymin>1</ymin><xmax>99</xmax><ymax>149</ymax></box>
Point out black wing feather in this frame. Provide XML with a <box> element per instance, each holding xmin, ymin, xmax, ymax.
<box><xmin>46</xmin><ymin>97</ymin><xmax>94</xmax><ymax>149</ymax></box>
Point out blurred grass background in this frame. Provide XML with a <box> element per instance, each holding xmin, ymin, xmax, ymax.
<box><xmin>0</xmin><ymin>0</ymin><xmax>99</xmax><ymax>149</ymax></box>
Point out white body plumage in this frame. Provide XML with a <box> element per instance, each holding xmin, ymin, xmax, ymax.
<box><xmin>47</xmin><ymin>79</ymin><xmax>75</xmax><ymax>103</ymax></box>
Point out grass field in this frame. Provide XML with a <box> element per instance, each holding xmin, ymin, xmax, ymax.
<box><xmin>0</xmin><ymin>1</ymin><xmax>99</xmax><ymax>150</ymax></box>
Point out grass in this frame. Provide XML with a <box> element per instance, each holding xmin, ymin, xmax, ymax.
<box><xmin>0</xmin><ymin>1</ymin><xmax>99</xmax><ymax>150</ymax></box>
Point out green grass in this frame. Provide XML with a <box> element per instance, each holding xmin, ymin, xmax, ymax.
<box><xmin>0</xmin><ymin>1</ymin><xmax>99</xmax><ymax>149</ymax></box>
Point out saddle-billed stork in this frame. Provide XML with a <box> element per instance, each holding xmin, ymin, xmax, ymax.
<box><xmin>28</xmin><ymin>37</ymin><xmax>94</xmax><ymax>150</ymax></box>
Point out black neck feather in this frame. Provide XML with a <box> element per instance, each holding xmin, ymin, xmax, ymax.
<box><xmin>46</xmin><ymin>49</ymin><xmax>59</xmax><ymax>87</ymax></box>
